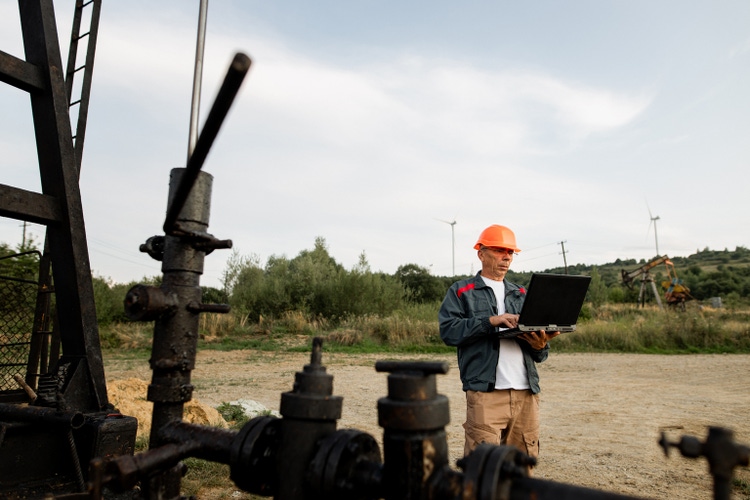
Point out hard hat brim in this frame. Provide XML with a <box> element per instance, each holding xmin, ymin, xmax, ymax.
<box><xmin>474</xmin><ymin>243</ymin><xmax>521</xmax><ymax>252</ymax></box>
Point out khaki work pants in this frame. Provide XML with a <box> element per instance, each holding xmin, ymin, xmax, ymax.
<box><xmin>463</xmin><ymin>389</ymin><xmax>540</xmax><ymax>459</ymax></box>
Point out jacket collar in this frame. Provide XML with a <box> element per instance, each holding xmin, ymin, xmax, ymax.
<box><xmin>472</xmin><ymin>271</ymin><xmax>521</xmax><ymax>294</ymax></box>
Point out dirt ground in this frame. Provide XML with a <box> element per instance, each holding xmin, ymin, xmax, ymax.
<box><xmin>105</xmin><ymin>350</ymin><xmax>750</xmax><ymax>499</ymax></box>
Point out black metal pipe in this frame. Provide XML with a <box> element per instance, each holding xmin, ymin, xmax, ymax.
<box><xmin>376</xmin><ymin>361</ymin><xmax>451</xmax><ymax>500</ymax></box>
<box><xmin>163</xmin><ymin>52</ymin><xmax>251</xmax><ymax>234</ymax></box>
<box><xmin>0</xmin><ymin>402</ymin><xmax>84</xmax><ymax>428</ymax></box>
<box><xmin>158</xmin><ymin>421</ymin><xmax>236</xmax><ymax>464</ymax></box>
<box><xmin>105</xmin><ymin>443</ymin><xmax>197</xmax><ymax>492</ymax></box>
<box><xmin>509</xmin><ymin>477</ymin><xmax>648</xmax><ymax>500</ymax></box>
<box><xmin>144</xmin><ymin>167</ymin><xmax>213</xmax><ymax>498</ymax></box>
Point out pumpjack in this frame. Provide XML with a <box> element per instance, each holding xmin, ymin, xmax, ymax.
<box><xmin>0</xmin><ymin>2</ymin><xmax>744</xmax><ymax>499</ymax></box>
<box><xmin>621</xmin><ymin>255</ymin><xmax>694</xmax><ymax>310</ymax></box>
<box><xmin>0</xmin><ymin>0</ymin><xmax>139</xmax><ymax>496</ymax></box>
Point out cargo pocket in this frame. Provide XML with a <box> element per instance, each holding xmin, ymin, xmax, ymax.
<box><xmin>522</xmin><ymin>431</ymin><xmax>539</xmax><ymax>458</ymax></box>
<box><xmin>463</xmin><ymin>418</ymin><xmax>500</xmax><ymax>455</ymax></box>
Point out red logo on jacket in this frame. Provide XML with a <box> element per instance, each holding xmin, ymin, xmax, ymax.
<box><xmin>456</xmin><ymin>283</ymin><xmax>475</xmax><ymax>297</ymax></box>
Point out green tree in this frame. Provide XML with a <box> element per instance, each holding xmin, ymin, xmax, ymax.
<box><xmin>587</xmin><ymin>267</ymin><xmax>608</xmax><ymax>307</ymax></box>
<box><xmin>314</xmin><ymin>253</ymin><xmax>406</xmax><ymax>319</ymax></box>
<box><xmin>201</xmin><ymin>286</ymin><xmax>228</xmax><ymax>304</ymax></box>
<box><xmin>607</xmin><ymin>285</ymin><xmax>627</xmax><ymax>303</ymax></box>
<box><xmin>0</xmin><ymin>239</ymin><xmax>41</xmax><ymax>280</ymax></box>
<box><xmin>258</xmin><ymin>255</ymin><xmax>294</xmax><ymax>316</ymax></box>
<box><xmin>225</xmin><ymin>238</ymin><xmax>408</xmax><ymax>322</ymax></box>
<box><xmin>395</xmin><ymin>263</ymin><xmax>446</xmax><ymax>303</ymax></box>
<box><xmin>288</xmin><ymin>237</ymin><xmax>342</xmax><ymax>314</ymax></box>
<box><xmin>92</xmin><ymin>275</ymin><xmax>124</xmax><ymax>325</ymax></box>
<box><xmin>228</xmin><ymin>255</ymin><xmax>272</xmax><ymax>320</ymax></box>
<box><xmin>221</xmin><ymin>249</ymin><xmax>258</xmax><ymax>298</ymax></box>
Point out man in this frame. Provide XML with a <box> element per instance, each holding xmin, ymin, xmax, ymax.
<box><xmin>438</xmin><ymin>224</ymin><xmax>559</xmax><ymax>461</ymax></box>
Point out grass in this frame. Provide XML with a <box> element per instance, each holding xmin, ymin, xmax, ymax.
<box><xmin>215</xmin><ymin>402</ymin><xmax>251</xmax><ymax>429</ymax></box>
<box><xmin>556</xmin><ymin>303</ymin><xmax>750</xmax><ymax>354</ymax></box>
<box><xmin>734</xmin><ymin>477</ymin><xmax>750</xmax><ymax>499</ymax></box>
<box><xmin>100</xmin><ymin>301</ymin><xmax>750</xmax><ymax>356</ymax></box>
<box><xmin>177</xmin><ymin>459</ymin><xmax>262</xmax><ymax>499</ymax></box>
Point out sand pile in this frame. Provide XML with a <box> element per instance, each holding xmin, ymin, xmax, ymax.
<box><xmin>107</xmin><ymin>378</ymin><xmax>227</xmax><ymax>440</ymax></box>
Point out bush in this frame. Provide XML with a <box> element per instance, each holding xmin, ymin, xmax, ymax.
<box><xmin>229</xmin><ymin>238</ymin><xmax>408</xmax><ymax>323</ymax></box>
<box><xmin>554</xmin><ymin>304</ymin><xmax>750</xmax><ymax>353</ymax></box>
<box><xmin>92</xmin><ymin>276</ymin><xmax>126</xmax><ymax>325</ymax></box>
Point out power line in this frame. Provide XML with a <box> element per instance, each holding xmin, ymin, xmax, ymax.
<box><xmin>88</xmin><ymin>248</ymin><xmax>156</xmax><ymax>269</ymax></box>
<box><xmin>522</xmin><ymin>241</ymin><xmax>558</xmax><ymax>253</ymax></box>
<box><xmin>518</xmin><ymin>251</ymin><xmax>559</xmax><ymax>261</ymax></box>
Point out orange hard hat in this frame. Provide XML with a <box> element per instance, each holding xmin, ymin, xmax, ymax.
<box><xmin>473</xmin><ymin>224</ymin><xmax>521</xmax><ymax>252</ymax></box>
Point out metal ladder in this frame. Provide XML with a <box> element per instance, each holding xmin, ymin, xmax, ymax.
<box><xmin>65</xmin><ymin>0</ymin><xmax>102</xmax><ymax>173</ymax></box>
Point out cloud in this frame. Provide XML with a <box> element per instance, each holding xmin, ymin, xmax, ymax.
<box><xmin>90</xmin><ymin>17</ymin><xmax>656</xmax><ymax>279</ymax></box>
<box><xmin>0</xmin><ymin>4</ymin><xmax>683</xmax><ymax>286</ymax></box>
<box><xmin>95</xmin><ymin>13</ymin><xmax>652</xmax><ymax>157</ymax></box>
<box><xmin>728</xmin><ymin>36</ymin><xmax>750</xmax><ymax>59</ymax></box>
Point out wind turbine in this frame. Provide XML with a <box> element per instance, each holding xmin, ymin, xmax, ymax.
<box><xmin>436</xmin><ymin>218</ymin><xmax>457</xmax><ymax>276</ymax></box>
<box><xmin>646</xmin><ymin>204</ymin><xmax>660</xmax><ymax>257</ymax></box>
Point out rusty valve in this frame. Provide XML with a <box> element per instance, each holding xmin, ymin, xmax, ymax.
<box><xmin>124</xmin><ymin>284</ymin><xmax>178</xmax><ymax>321</ymax></box>
<box><xmin>139</xmin><ymin>235</ymin><xmax>165</xmax><ymax>261</ymax></box>
<box><xmin>660</xmin><ymin>427</ymin><xmax>750</xmax><ymax>500</ymax></box>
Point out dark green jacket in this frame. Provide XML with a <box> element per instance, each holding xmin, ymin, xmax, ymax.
<box><xmin>438</xmin><ymin>272</ymin><xmax>549</xmax><ymax>393</ymax></box>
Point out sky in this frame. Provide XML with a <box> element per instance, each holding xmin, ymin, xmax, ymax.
<box><xmin>1</xmin><ymin>1</ymin><xmax>749</xmax><ymax>289</ymax></box>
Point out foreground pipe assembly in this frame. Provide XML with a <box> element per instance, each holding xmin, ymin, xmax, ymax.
<box><xmin>94</xmin><ymin>338</ymin><xmax>664</xmax><ymax>500</ymax></box>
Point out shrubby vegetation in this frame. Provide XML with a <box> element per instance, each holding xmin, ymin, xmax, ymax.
<box><xmin>556</xmin><ymin>303</ymin><xmax>750</xmax><ymax>353</ymax></box>
<box><xmin>225</xmin><ymin>237</ymin><xmax>408</xmax><ymax>322</ymax></box>
<box><xmin>3</xmin><ymin>238</ymin><xmax>750</xmax><ymax>354</ymax></box>
<box><xmin>527</xmin><ymin>246</ymin><xmax>750</xmax><ymax>306</ymax></box>
<box><xmin>0</xmin><ymin>240</ymin><xmax>41</xmax><ymax>280</ymax></box>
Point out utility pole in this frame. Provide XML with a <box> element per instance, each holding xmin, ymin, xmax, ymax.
<box><xmin>559</xmin><ymin>240</ymin><xmax>568</xmax><ymax>274</ymax></box>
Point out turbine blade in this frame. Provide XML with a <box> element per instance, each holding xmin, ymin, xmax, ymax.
<box><xmin>434</xmin><ymin>217</ymin><xmax>457</xmax><ymax>226</ymax></box>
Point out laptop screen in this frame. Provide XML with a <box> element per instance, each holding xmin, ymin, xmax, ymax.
<box><xmin>517</xmin><ymin>273</ymin><xmax>591</xmax><ymax>331</ymax></box>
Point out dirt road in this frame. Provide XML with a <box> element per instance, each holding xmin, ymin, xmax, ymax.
<box><xmin>106</xmin><ymin>350</ymin><xmax>750</xmax><ymax>499</ymax></box>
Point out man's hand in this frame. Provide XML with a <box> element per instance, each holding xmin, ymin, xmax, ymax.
<box><xmin>490</xmin><ymin>313</ymin><xmax>519</xmax><ymax>329</ymax></box>
<box><xmin>518</xmin><ymin>330</ymin><xmax>561</xmax><ymax>350</ymax></box>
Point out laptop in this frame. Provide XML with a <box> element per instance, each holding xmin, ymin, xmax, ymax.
<box><xmin>497</xmin><ymin>273</ymin><xmax>591</xmax><ymax>338</ymax></box>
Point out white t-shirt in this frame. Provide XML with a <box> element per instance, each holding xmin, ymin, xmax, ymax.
<box><xmin>481</xmin><ymin>275</ymin><xmax>530</xmax><ymax>390</ymax></box>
